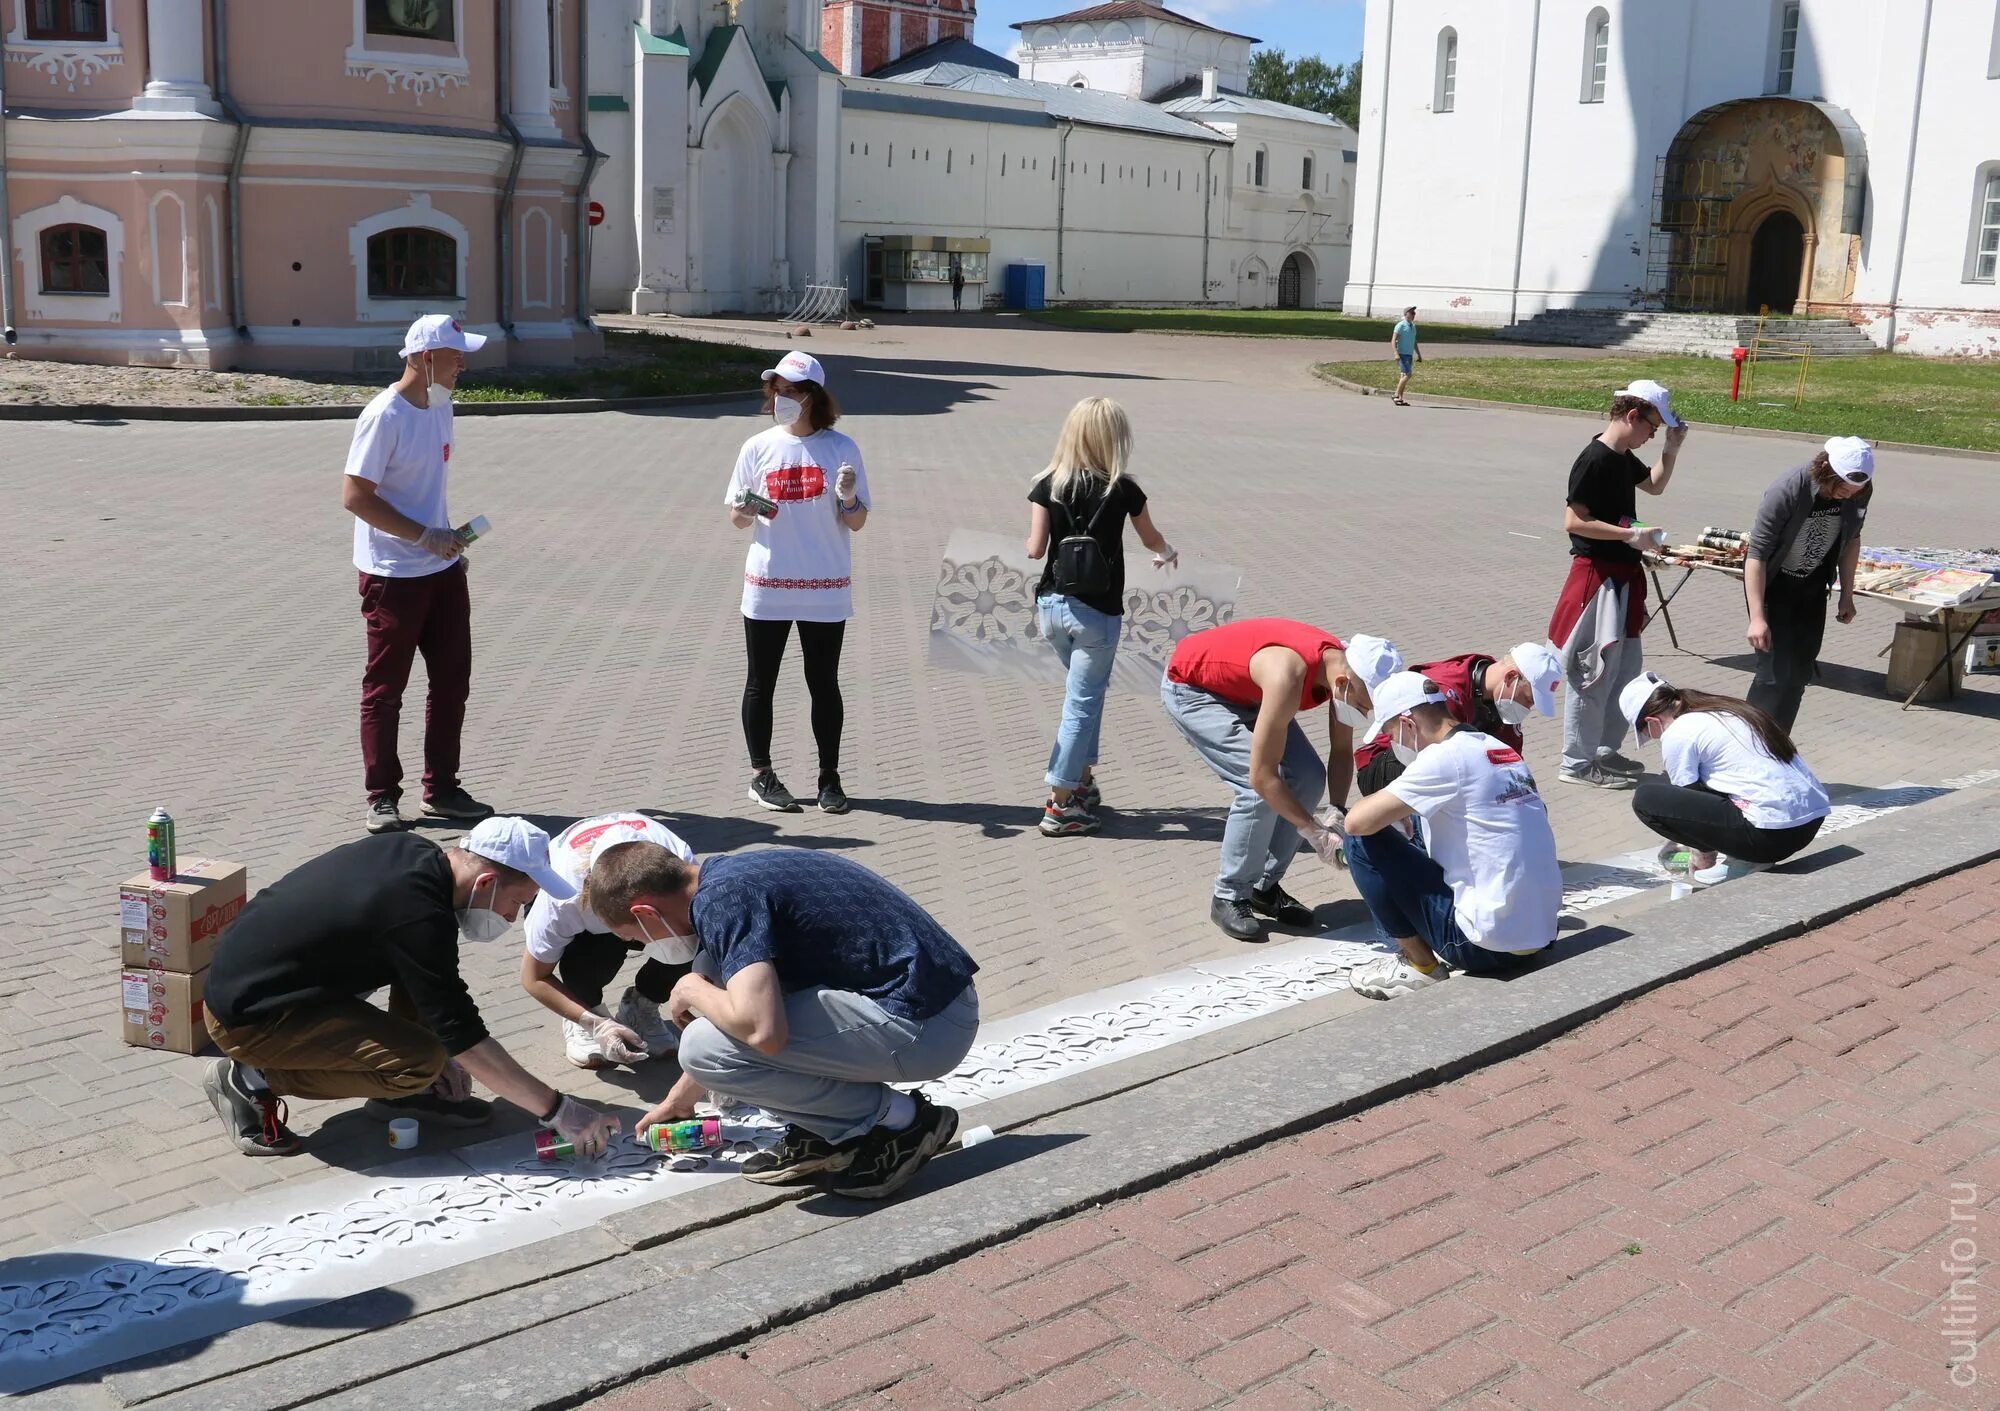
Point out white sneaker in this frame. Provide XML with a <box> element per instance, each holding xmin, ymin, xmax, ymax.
<box><xmin>1349</xmin><ymin>955</ymin><xmax>1449</xmax><ymax>1000</ymax></box>
<box><xmin>614</xmin><ymin>987</ymin><xmax>677</xmax><ymax>1057</ymax></box>
<box><xmin>563</xmin><ymin>1012</ymin><xmax>610</xmax><ymax>1070</ymax></box>
<box><xmin>1690</xmin><ymin>856</ymin><xmax>1767</xmax><ymax>887</ymax></box>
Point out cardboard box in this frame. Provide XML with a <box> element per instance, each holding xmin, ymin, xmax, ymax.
<box><xmin>120</xmin><ymin>967</ymin><xmax>211</xmax><ymax>1054</ymax></box>
<box><xmin>118</xmin><ymin>859</ymin><xmax>247</xmax><ymax>974</ymax></box>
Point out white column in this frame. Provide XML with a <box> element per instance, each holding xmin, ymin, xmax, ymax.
<box><xmin>509</xmin><ymin>0</ymin><xmax>560</xmax><ymax>140</ymax></box>
<box><xmin>771</xmin><ymin>150</ymin><xmax>792</xmax><ymax>292</ymax></box>
<box><xmin>135</xmin><ymin>0</ymin><xmax>219</xmax><ymax>114</ymax></box>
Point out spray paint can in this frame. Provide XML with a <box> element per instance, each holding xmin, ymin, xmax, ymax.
<box><xmin>643</xmin><ymin>1118</ymin><xmax>762</xmax><ymax>1153</ymax></box>
<box><xmin>146</xmin><ymin>808</ymin><xmax>176</xmax><ymax>882</ymax></box>
<box><xmin>534</xmin><ymin>1129</ymin><xmax>575</xmax><ymax>1161</ymax></box>
<box><xmin>456</xmin><ymin>514</ymin><xmax>491</xmax><ymax>544</ymax></box>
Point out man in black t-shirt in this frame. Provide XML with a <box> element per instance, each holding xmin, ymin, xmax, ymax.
<box><xmin>202</xmin><ymin>818</ymin><xmax>622</xmax><ymax>1158</ymax></box>
<box><xmin>1546</xmin><ymin>380</ymin><xmax>1687</xmax><ymax>789</ymax></box>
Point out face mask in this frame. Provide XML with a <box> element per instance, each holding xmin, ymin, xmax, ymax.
<box><xmin>772</xmin><ymin>395</ymin><xmax>805</xmax><ymax>428</ymax></box>
<box><xmin>456</xmin><ymin>875</ymin><xmax>511</xmax><ymax>942</ymax></box>
<box><xmin>1332</xmin><ymin>696</ymin><xmax>1370</xmax><ymax>731</ymax></box>
<box><xmin>635</xmin><ymin>908</ymin><xmax>699</xmax><ymax>966</ymax></box>
<box><xmin>1390</xmin><ymin>725</ymin><xmax>1420</xmax><ymax>768</ymax></box>
<box><xmin>1495</xmin><ymin>696</ymin><xmax>1532</xmax><ymax>727</ymax></box>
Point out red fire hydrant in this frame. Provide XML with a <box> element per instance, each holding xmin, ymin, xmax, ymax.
<box><xmin>1729</xmin><ymin>346</ymin><xmax>1748</xmax><ymax>402</ymax></box>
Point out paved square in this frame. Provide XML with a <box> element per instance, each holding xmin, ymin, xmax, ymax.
<box><xmin>2</xmin><ymin>316</ymin><xmax>1994</xmax><ymax>1255</ymax></box>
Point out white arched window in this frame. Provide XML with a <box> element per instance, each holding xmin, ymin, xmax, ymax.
<box><xmin>1581</xmin><ymin>8</ymin><xmax>1609</xmax><ymax>103</ymax></box>
<box><xmin>1253</xmin><ymin>147</ymin><xmax>1267</xmax><ymax>186</ymax></box>
<box><xmin>1970</xmin><ymin>164</ymin><xmax>2000</xmax><ymax>283</ymax></box>
<box><xmin>1302</xmin><ymin>152</ymin><xmax>1315</xmax><ymax>191</ymax></box>
<box><xmin>1434</xmin><ymin>28</ymin><xmax>1457</xmax><ymax>113</ymax></box>
<box><xmin>1774</xmin><ymin>1</ymin><xmax>1801</xmax><ymax>94</ymax></box>
<box><xmin>13</xmin><ymin>194</ymin><xmax>124</xmax><ymax>321</ymax></box>
<box><xmin>348</xmin><ymin>194</ymin><xmax>470</xmax><ymax>321</ymax></box>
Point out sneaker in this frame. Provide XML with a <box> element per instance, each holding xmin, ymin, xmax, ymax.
<box><xmin>1559</xmin><ymin>763</ymin><xmax>1637</xmax><ymax>790</ymax></box>
<box><xmin>816</xmin><ymin>774</ymin><xmax>851</xmax><ymax>815</ymax></box>
<box><xmin>363</xmin><ymin>1089</ymin><xmax>495</xmax><ymax>1128</ymax></box>
<box><xmin>613</xmin><ymin>987</ymin><xmax>676</xmax><ymax>1056</ymax></box>
<box><xmin>1039</xmin><ymin>797</ymin><xmax>1101</xmax><ymax>837</ymax></box>
<box><xmin>1249</xmin><ymin>883</ymin><xmax>1316</xmax><ymax>927</ymax></box>
<box><xmin>1074</xmin><ymin>778</ymin><xmax>1101</xmax><ymax>811</ymax></box>
<box><xmin>1209</xmin><ymin>895</ymin><xmax>1262</xmax><ymax>941</ymax></box>
<box><xmin>422</xmin><ymin>786</ymin><xmax>494</xmax><ymax>821</ymax></box>
<box><xmin>1656</xmin><ymin>842</ymin><xmax>1695</xmax><ymax>876</ymax></box>
<box><xmin>740</xmin><ymin>1126</ymin><xmax>859</xmax><ymax>1185</ymax></box>
<box><xmin>1690</xmin><ymin>856</ymin><xmax>1766</xmax><ymax>887</ymax></box>
<box><xmin>203</xmin><ymin>1059</ymin><xmax>301</xmax><ymax>1156</ymax></box>
<box><xmin>366</xmin><ymin>796</ymin><xmax>408</xmax><ymax>834</ymax></box>
<box><xmin>1597</xmin><ymin>752</ymin><xmax>1647</xmax><ymax>777</ymax></box>
<box><xmin>830</xmin><ymin>1094</ymin><xmax>960</xmax><ymax>1200</ymax></box>
<box><xmin>748</xmin><ymin>768</ymin><xmax>801</xmax><ymax>813</ymax></box>
<box><xmin>563</xmin><ymin>1012</ymin><xmax>611</xmax><ymax>1070</ymax></box>
<box><xmin>1348</xmin><ymin>955</ymin><xmax>1448</xmax><ymax>1000</ymax></box>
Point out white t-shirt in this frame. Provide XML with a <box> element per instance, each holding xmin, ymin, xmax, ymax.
<box><xmin>347</xmin><ymin>385</ymin><xmax>456</xmax><ymax>578</ymax></box>
<box><xmin>1386</xmin><ymin>730</ymin><xmax>1563</xmax><ymax>954</ymax></box>
<box><xmin>1662</xmin><ymin>712</ymin><xmax>1830</xmax><ymax>829</ymax></box>
<box><xmin>522</xmin><ymin>813</ymin><xmax>696</xmax><ymax>965</ymax></box>
<box><xmin>724</xmin><ymin>425</ymin><xmax>870</xmax><ymax>623</ymax></box>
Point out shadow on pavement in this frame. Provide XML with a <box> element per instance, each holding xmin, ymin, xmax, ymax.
<box><xmin>791</xmin><ymin>1130</ymin><xmax>1087</xmax><ymax>1216</ymax></box>
<box><xmin>1711</xmin><ymin>654</ymin><xmax>2000</xmax><ymax>719</ymax></box>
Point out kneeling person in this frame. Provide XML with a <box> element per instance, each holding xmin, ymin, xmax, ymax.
<box><xmin>1354</xmin><ymin>643</ymin><xmax>1562</xmax><ymax>796</ymax></box>
<box><xmin>519</xmin><ymin>812</ymin><xmax>698</xmax><ymax>1069</ymax></box>
<box><xmin>583</xmin><ymin>845</ymin><xmax>980</xmax><ymax>1200</ymax></box>
<box><xmin>1341</xmin><ymin>673</ymin><xmax>1563</xmax><ymax>1000</ymax></box>
<box><xmin>203</xmin><ymin>818</ymin><xmax>622</xmax><ymax>1158</ymax></box>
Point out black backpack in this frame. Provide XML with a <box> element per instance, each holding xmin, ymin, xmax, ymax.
<box><xmin>1053</xmin><ymin>487</ymin><xmax>1117</xmax><ymax>598</ymax></box>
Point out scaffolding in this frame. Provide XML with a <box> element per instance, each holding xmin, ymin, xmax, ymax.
<box><xmin>1644</xmin><ymin>157</ymin><xmax>1744</xmax><ymax>312</ymax></box>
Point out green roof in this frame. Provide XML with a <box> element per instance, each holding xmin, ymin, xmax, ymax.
<box><xmin>789</xmin><ymin>35</ymin><xmax>839</xmax><ymax>74</ymax></box>
<box><xmin>634</xmin><ymin>21</ymin><xmax>689</xmax><ymax>57</ymax></box>
<box><xmin>692</xmin><ymin>23</ymin><xmax>737</xmax><ymax>98</ymax></box>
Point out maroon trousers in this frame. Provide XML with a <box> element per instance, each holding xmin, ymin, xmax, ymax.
<box><xmin>358</xmin><ymin>560</ymin><xmax>470</xmax><ymax>802</ymax></box>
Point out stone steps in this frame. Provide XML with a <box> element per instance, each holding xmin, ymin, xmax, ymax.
<box><xmin>1499</xmin><ymin>309</ymin><xmax>1880</xmax><ymax>359</ymax></box>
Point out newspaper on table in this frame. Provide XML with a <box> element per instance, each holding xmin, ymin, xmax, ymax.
<box><xmin>1857</xmin><ymin>545</ymin><xmax>1999</xmax><ymax>607</ymax></box>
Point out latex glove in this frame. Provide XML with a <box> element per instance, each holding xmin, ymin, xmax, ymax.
<box><xmin>1835</xmin><ymin>595</ymin><xmax>1857</xmax><ymax>625</ymax></box>
<box><xmin>834</xmin><ymin>464</ymin><xmax>858</xmax><ymax>504</ymax></box>
<box><xmin>1665</xmin><ymin>423</ymin><xmax>1689</xmax><ymax>452</ymax></box>
<box><xmin>1310</xmin><ymin>806</ymin><xmax>1349</xmax><ymax>870</ymax></box>
<box><xmin>1747</xmin><ymin>617</ymin><xmax>1773</xmax><ymax>652</ymax></box>
<box><xmin>589</xmin><ymin>1014</ymin><xmax>648</xmax><ymax>1065</ymax></box>
<box><xmin>546</xmin><ymin>1096</ymin><xmax>620</xmax><ymax>1160</ymax></box>
<box><xmin>1151</xmin><ymin>543</ymin><xmax>1179</xmax><ymax>571</ymax></box>
<box><xmin>417</xmin><ymin>526</ymin><xmax>466</xmax><ymax>560</ymax></box>
<box><xmin>433</xmin><ymin>1059</ymin><xmax>473</xmax><ymax>1103</ymax></box>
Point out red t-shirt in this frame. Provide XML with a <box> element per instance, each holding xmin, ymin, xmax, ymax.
<box><xmin>1353</xmin><ymin>653</ymin><xmax>1525</xmax><ymax>769</ymax></box>
<box><xmin>1167</xmin><ymin>618</ymin><xmax>1345</xmax><ymax>711</ymax></box>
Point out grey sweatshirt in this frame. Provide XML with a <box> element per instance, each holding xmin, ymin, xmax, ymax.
<box><xmin>1747</xmin><ymin>463</ymin><xmax>1870</xmax><ymax>583</ymax></box>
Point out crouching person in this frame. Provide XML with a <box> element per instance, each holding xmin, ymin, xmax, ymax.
<box><xmin>201</xmin><ymin>819</ymin><xmax>622</xmax><ymax>1159</ymax></box>
<box><xmin>582</xmin><ymin>843</ymin><xmax>980</xmax><ymax>1200</ymax></box>
<box><xmin>1339</xmin><ymin>673</ymin><xmax>1564</xmax><ymax>1000</ymax></box>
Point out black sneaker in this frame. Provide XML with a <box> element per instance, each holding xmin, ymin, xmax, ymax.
<box><xmin>1209</xmin><ymin>895</ymin><xmax>1263</xmax><ymax>941</ymax></box>
<box><xmin>748</xmin><ymin>768</ymin><xmax>801</xmax><ymax>813</ymax></box>
<box><xmin>203</xmin><ymin>1058</ymin><xmax>301</xmax><ymax>1156</ymax></box>
<box><xmin>1074</xmin><ymin>779</ymin><xmax>1102</xmax><ymax>812</ymax></box>
<box><xmin>1597</xmin><ymin>752</ymin><xmax>1647</xmax><ymax>777</ymax></box>
<box><xmin>817</xmin><ymin>773</ymin><xmax>851</xmax><ymax>814</ymax></box>
<box><xmin>1249</xmin><ymin>883</ymin><xmax>1316</xmax><ymax>927</ymax></box>
<box><xmin>362</xmin><ymin>1090</ymin><xmax>495</xmax><ymax>1128</ymax></box>
<box><xmin>740</xmin><ymin>1125</ymin><xmax>857</xmax><ymax>1184</ymax></box>
<box><xmin>422</xmin><ymin>786</ymin><xmax>494</xmax><ymax>821</ymax></box>
<box><xmin>830</xmin><ymin>1094</ymin><xmax>960</xmax><ymax>1200</ymax></box>
<box><xmin>366</xmin><ymin>796</ymin><xmax>408</xmax><ymax>834</ymax></box>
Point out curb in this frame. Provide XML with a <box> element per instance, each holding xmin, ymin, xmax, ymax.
<box><xmin>1311</xmin><ymin>364</ymin><xmax>2000</xmax><ymax>462</ymax></box>
<box><xmin>0</xmin><ymin>388</ymin><xmax>761</xmax><ymax>424</ymax></box>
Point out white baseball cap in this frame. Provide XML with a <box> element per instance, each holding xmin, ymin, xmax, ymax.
<box><xmin>1344</xmin><ymin>634</ymin><xmax>1404</xmax><ymax>694</ymax></box>
<box><xmin>464</xmin><ymin>817</ymin><xmax>576</xmax><ymax>901</ymax></box>
<box><xmin>1620</xmin><ymin>670</ymin><xmax>1671</xmax><ymax>729</ymax></box>
<box><xmin>1507</xmin><ymin>642</ymin><xmax>1563</xmax><ymax>718</ymax></box>
<box><xmin>1825</xmin><ymin>436</ymin><xmax>1874</xmax><ymax>483</ymax></box>
<box><xmin>400</xmin><ymin>313</ymin><xmax>487</xmax><ymax>357</ymax></box>
<box><xmin>1616</xmin><ymin>379</ymin><xmax>1681</xmax><ymax>428</ymax></box>
<box><xmin>1367</xmin><ymin>670</ymin><xmax>1449</xmax><ymax>740</ymax></box>
<box><xmin>762</xmin><ymin>350</ymin><xmax>827</xmax><ymax>386</ymax></box>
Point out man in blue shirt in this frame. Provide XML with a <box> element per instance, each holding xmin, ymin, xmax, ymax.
<box><xmin>582</xmin><ymin>846</ymin><xmax>980</xmax><ymax>1200</ymax></box>
<box><xmin>1391</xmin><ymin>306</ymin><xmax>1422</xmax><ymax>406</ymax></box>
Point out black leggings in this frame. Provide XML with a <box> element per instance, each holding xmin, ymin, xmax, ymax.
<box><xmin>1747</xmin><ymin>574</ymin><xmax>1829</xmax><ymax>733</ymax></box>
<box><xmin>1632</xmin><ymin>780</ymin><xmax>1823</xmax><ymax>865</ymax></box>
<box><xmin>557</xmin><ymin>931</ymin><xmax>685</xmax><ymax>1008</ymax></box>
<box><xmin>742</xmin><ymin>617</ymin><xmax>846</xmax><ymax>777</ymax></box>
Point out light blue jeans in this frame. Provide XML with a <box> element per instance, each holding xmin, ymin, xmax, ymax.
<box><xmin>1161</xmin><ymin>675</ymin><xmax>1327</xmax><ymax>901</ymax></box>
<box><xmin>1039</xmin><ymin>594</ymin><xmax>1121</xmax><ymax>790</ymax></box>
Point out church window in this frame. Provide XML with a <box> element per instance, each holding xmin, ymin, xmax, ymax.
<box><xmin>1434</xmin><ymin>28</ymin><xmax>1457</xmax><ymax>113</ymax></box>
<box><xmin>39</xmin><ymin>222</ymin><xmax>109</xmax><ymax>293</ymax></box>
<box><xmin>26</xmin><ymin>0</ymin><xmax>106</xmax><ymax>41</ymax></box>
<box><xmin>1972</xmin><ymin>167</ymin><xmax>2000</xmax><ymax>282</ymax></box>
<box><xmin>1253</xmin><ymin>148</ymin><xmax>1266</xmax><ymax>187</ymax></box>
<box><xmin>1775</xmin><ymin>2</ymin><xmax>1800</xmax><ymax>94</ymax></box>
<box><xmin>366</xmin><ymin>228</ymin><xmax>456</xmax><ymax>299</ymax></box>
<box><xmin>365</xmin><ymin>0</ymin><xmax>453</xmax><ymax>42</ymax></box>
<box><xmin>1002</xmin><ymin>154</ymin><xmax>1008</xmax><ymax>176</ymax></box>
<box><xmin>1582</xmin><ymin>9</ymin><xmax>1608</xmax><ymax>103</ymax></box>
<box><xmin>1302</xmin><ymin>154</ymin><xmax>1315</xmax><ymax>190</ymax></box>
<box><xmin>947</xmin><ymin>151</ymin><xmax>953</xmax><ymax>173</ymax></box>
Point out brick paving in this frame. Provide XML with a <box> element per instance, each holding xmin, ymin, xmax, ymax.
<box><xmin>2</xmin><ymin>316</ymin><xmax>1996</xmax><ymax>1254</ymax></box>
<box><xmin>594</xmin><ymin>860</ymin><xmax>2000</xmax><ymax>1411</ymax></box>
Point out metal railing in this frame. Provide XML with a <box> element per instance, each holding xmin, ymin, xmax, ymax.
<box><xmin>782</xmin><ymin>283</ymin><xmax>855</xmax><ymax>325</ymax></box>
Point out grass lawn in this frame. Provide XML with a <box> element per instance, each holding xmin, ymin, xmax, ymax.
<box><xmin>453</xmin><ymin>330</ymin><xmax>765</xmax><ymax>402</ymax></box>
<box><xmin>1033</xmin><ymin>307</ymin><xmax>1500</xmax><ymax>345</ymax></box>
<box><xmin>1318</xmin><ymin>352</ymin><xmax>2000</xmax><ymax>454</ymax></box>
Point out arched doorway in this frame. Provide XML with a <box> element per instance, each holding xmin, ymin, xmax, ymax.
<box><xmin>1277</xmin><ymin>251</ymin><xmax>1314</xmax><ymax>309</ymax></box>
<box><xmin>695</xmin><ymin>99</ymin><xmax>771</xmax><ymax>314</ymax></box>
<box><xmin>1746</xmin><ymin>210</ymin><xmax>1805</xmax><ymax>313</ymax></box>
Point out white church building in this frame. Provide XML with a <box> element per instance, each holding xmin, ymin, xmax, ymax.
<box><xmin>1344</xmin><ymin>0</ymin><xmax>2000</xmax><ymax>356</ymax></box>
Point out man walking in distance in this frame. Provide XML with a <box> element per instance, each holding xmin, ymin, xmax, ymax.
<box><xmin>1390</xmin><ymin>306</ymin><xmax>1421</xmax><ymax>406</ymax></box>
<box><xmin>343</xmin><ymin>314</ymin><xmax>494</xmax><ymax>835</ymax></box>
<box><xmin>1548</xmin><ymin>380</ymin><xmax>1686</xmax><ymax>789</ymax></box>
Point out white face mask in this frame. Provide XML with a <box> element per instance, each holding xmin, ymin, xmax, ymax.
<box><xmin>1332</xmin><ymin>696</ymin><xmax>1370</xmax><ymax>732</ymax></box>
<box><xmin>635</xmin><ymin>908</ymin><xmax>699</xmax><ymax>966</ymax></box>
<box><xmin>456</xmin><ymin>875</ymin><xmax>512</xmax><ymax>942</ymax></box>
<box><xmin>1495</xmin><ymin>696</ymin><xmax>1532</xmax><ymax>727</ymax></box>
<box><xmin>1389</xmin><ymin>719</ymin><xmax>1420</xmax><ymax>767</ymax></box>
<box><xmin>772</xmin><ymin>395</ymin><xmax>805</xmax><ymax>428</ymax></box>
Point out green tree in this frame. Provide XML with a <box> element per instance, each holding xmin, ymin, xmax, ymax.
<box><xmin>1248</xmin><ymin>49</ymin><xmax>1363</xmax><ymax>128</ymax></box>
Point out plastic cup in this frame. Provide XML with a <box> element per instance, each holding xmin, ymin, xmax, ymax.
<box><xmin>959</xmin><ymin>1125</ymin><xmax>996</xmax><ymax>1149</ymax></box>
<box><xmin>387</xmin><ymin>1118</ymin><xmax>419</xmax><ymax>1150</ymax></box>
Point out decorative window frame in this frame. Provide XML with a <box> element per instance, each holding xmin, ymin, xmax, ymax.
<box><xmin>349</xmin><ymin>194</ymin><xmax>470</xmax><ymax>322</ymax></box>
<box><xmin>13</xmin><ymin>194</ymin><xmax>123</xmax><ymax>321</ymax></box>
<box><xmin>149</xmin><ymin>190</ymin><xmax>188</xmax><ymax>308</ymax></box>
<box><xmin>1581</xmin><ymin>8</ymin><xmax>1609</xmax><ymax>104</ymax></box>
<box><xmin>1966</xmin><ymin>162</ymin><xmax>2000</xmax><ymax>285</ymax></box>
<box><xmin>1252</xmin><ymin>146</ymin><xmax>1267</xmax><ymax>188</ymax></box>
<box><xmin>1434</xmin><ymin>27</ymin><xmax>1457</xmax><ymax>114</ymax></box>
<box><xmin>4</xmin><ymin>0</ymin><xmax>124</xmax><ymax>93</ymax></box>
<box><xmin>346</xmin><ymin>0</ymin><xmax>469</xmax><ymax>104</ymax></box>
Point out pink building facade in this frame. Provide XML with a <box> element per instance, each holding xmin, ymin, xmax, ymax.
<box><xmin>2</xmin><ymin>0</ymin><xmax>600</xmax><ymax>369</ymax></box>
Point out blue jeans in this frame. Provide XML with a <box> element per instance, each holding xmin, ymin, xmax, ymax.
<box><xmin>1344</xmin><ymin>827</ymin><xmax>1544</xmax><ymax>975</ymax></box>
<box><xmin>1161</xmin><ymin>675</ymin><xmax>1326</xmax><ymax>901</ymax></box>
<box><xmin>1039</xmin><ymin>595</ymin><xmax>1120</xmax><ymax>790</ymax></box>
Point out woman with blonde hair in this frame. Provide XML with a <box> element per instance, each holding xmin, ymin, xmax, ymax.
<box><xmin>1024</xmin><ymin>397</ymin><xmax>1177</xmax><ymax>836</ymax></box>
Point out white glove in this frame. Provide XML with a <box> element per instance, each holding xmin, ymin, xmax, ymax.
<box><xmin>1152</xmin><ymin>542</ymin><xmax>1179</xmax><ymax>571</ymax></box>
<box><xmin>546</xmin><ymin>1096</ymin><xmax>620</xmax><ymax>1159</ymax></box>
<box><xmin>589</xmin><ymin>1014</ymin><xmax>648</xmax><ymax>1065</ymax></box>
<box><xmin>834</xmin><ymin>464</ymin><xmax>858</xmax><ymax>505</ymax></box>
<box><xmin>417</xmin><ymin>526</ymin><xmax>466</xmax><ymax>560</ymax></box>
<box><xmin>432</xmin><ymin>1059</ymin><xmax>473</xmax><ymax>1102</ymax></box>
<box><xmin>1308</xmin><ymin>805</ymin><xmax>1348</xmax><ymax>870</ymax></box>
